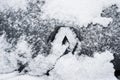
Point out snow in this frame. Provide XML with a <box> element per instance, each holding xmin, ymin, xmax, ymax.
<box><xmin>0</xmin><ymin>72</ymin><xmax>17</xmax><ymax>80</ymax></box>
<box><xmin>0</xmin><ymin>51</ymin><xmax>117</xmax><ymax>80</ymax></box>
<box><xmin>0</xmin><ymin>34</ymin><xmax>32</xmax><ymax>74</ymax></box>
<box><xmin>0</xmin><ymin>72</ymin><xmax>44</xmax><ymax>80</ymax></box>
<box><xmin>0</xmin><ymin>26</ymin><xmax>117</xmax><ymax>80</ymax></box>
<box><xmin>27</xmin><ymin>26</ymin><xmax>79</xmax><ymax>76</ymax></box>
<box><xmin>0</xmin><ymin>0</ymin><xmax>120</xmax><ymax>80</ymax></box>
<box><xmin>46</xmin><ymin>27</ymin><xmax>79</xmax><ymax>64</ymax></box>
<box><xmin>51</xmin><ymin>27</ymin><xmax>78</xmax><ymax>56</ymax></box>
<box><xmin>13</xmin><ymin>35</ymin><xmax>32</xmax><ymax>64</ymax></box>
<box><xmin>48</xmin><ymin>27</ymin><xmax>117</xmax><ymax>80</ymax></box>
<box><xmin>53</xmin><ymin>51</ymin><xmax>117</xmax><ymax>80</ymax></box>
<box><xmin>0</xmin><ymin>34</ymin><xmax>16</xmax><ymax>74</ymax></box>
<box><xmin>0</xmin><ymin>0</ymin><xmax>27</xmax><ymax>11</ymax></box>
<box><xmin>42</xmin><ymin>0</ymin><xmax>119</xmax><ymax>26</ymax></box>
<box><xmin>0</xmin><ymin>0</ymin><xmax>119</xmax><ymax>26</ymax></box>
<box><xmin>28</xmin><ymin>54</ymin><xmax>53</xmax><ymax>76</ymax></box>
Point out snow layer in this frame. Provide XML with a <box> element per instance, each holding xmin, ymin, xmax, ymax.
<box><xmin>0</xmin><ymin>51</ymin><xmax>117</xmax><ymax>80</ymax></box>
<box><xmin>0</xmin><ymin>35</ymin><xmax>16</xmax><ymax>74</ymax></box>
<box><xmin>51</xmin><ymin>27</ymin><xmax>78</xmax><ymax>57</ymax></box>
<box><xmin>0</xmin><ymin>0</ymin><xmax>27</xmax><ymax>11</ymax></box>
<box><xmin>28</xmin><ymin>54</ymin><xmax>53</xmax><ymax>76</ymax></box>
<box><xmin>42</xmin><ymin>0</ymin><xmax>120</xmax><ymax>26</ymax></box>
<box><xmin>53</xmin><ymin>51</ymin><xmax>117</xmax><ymax>80</ymax></box>
<box><xmin>48</xmin><ymin>27</ymin><xmax>117</xmax><ymax>80</ymax></box>
<box><xmin>0</xmin><ymin>0</ymin><xmax>119</xmax><ymax>80</ymax></box>
<box><xmin>12</xmin><ymin>35</ymin><xmax>32</xmax><ymax>64</ymax></box>
<box><xmin>0</xmin><ymin>0</ymin><xmax>120</xmax><ymax>26</ymax></box>
<box><xmin>0</xmin><ymin>35</ymin><xmax>32</xmax><ymax>74</ymax></box>
<box><xmin>28</xmin><ymin>27</ymin><xmax>79</xmax><ymax>76</ymax></box>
